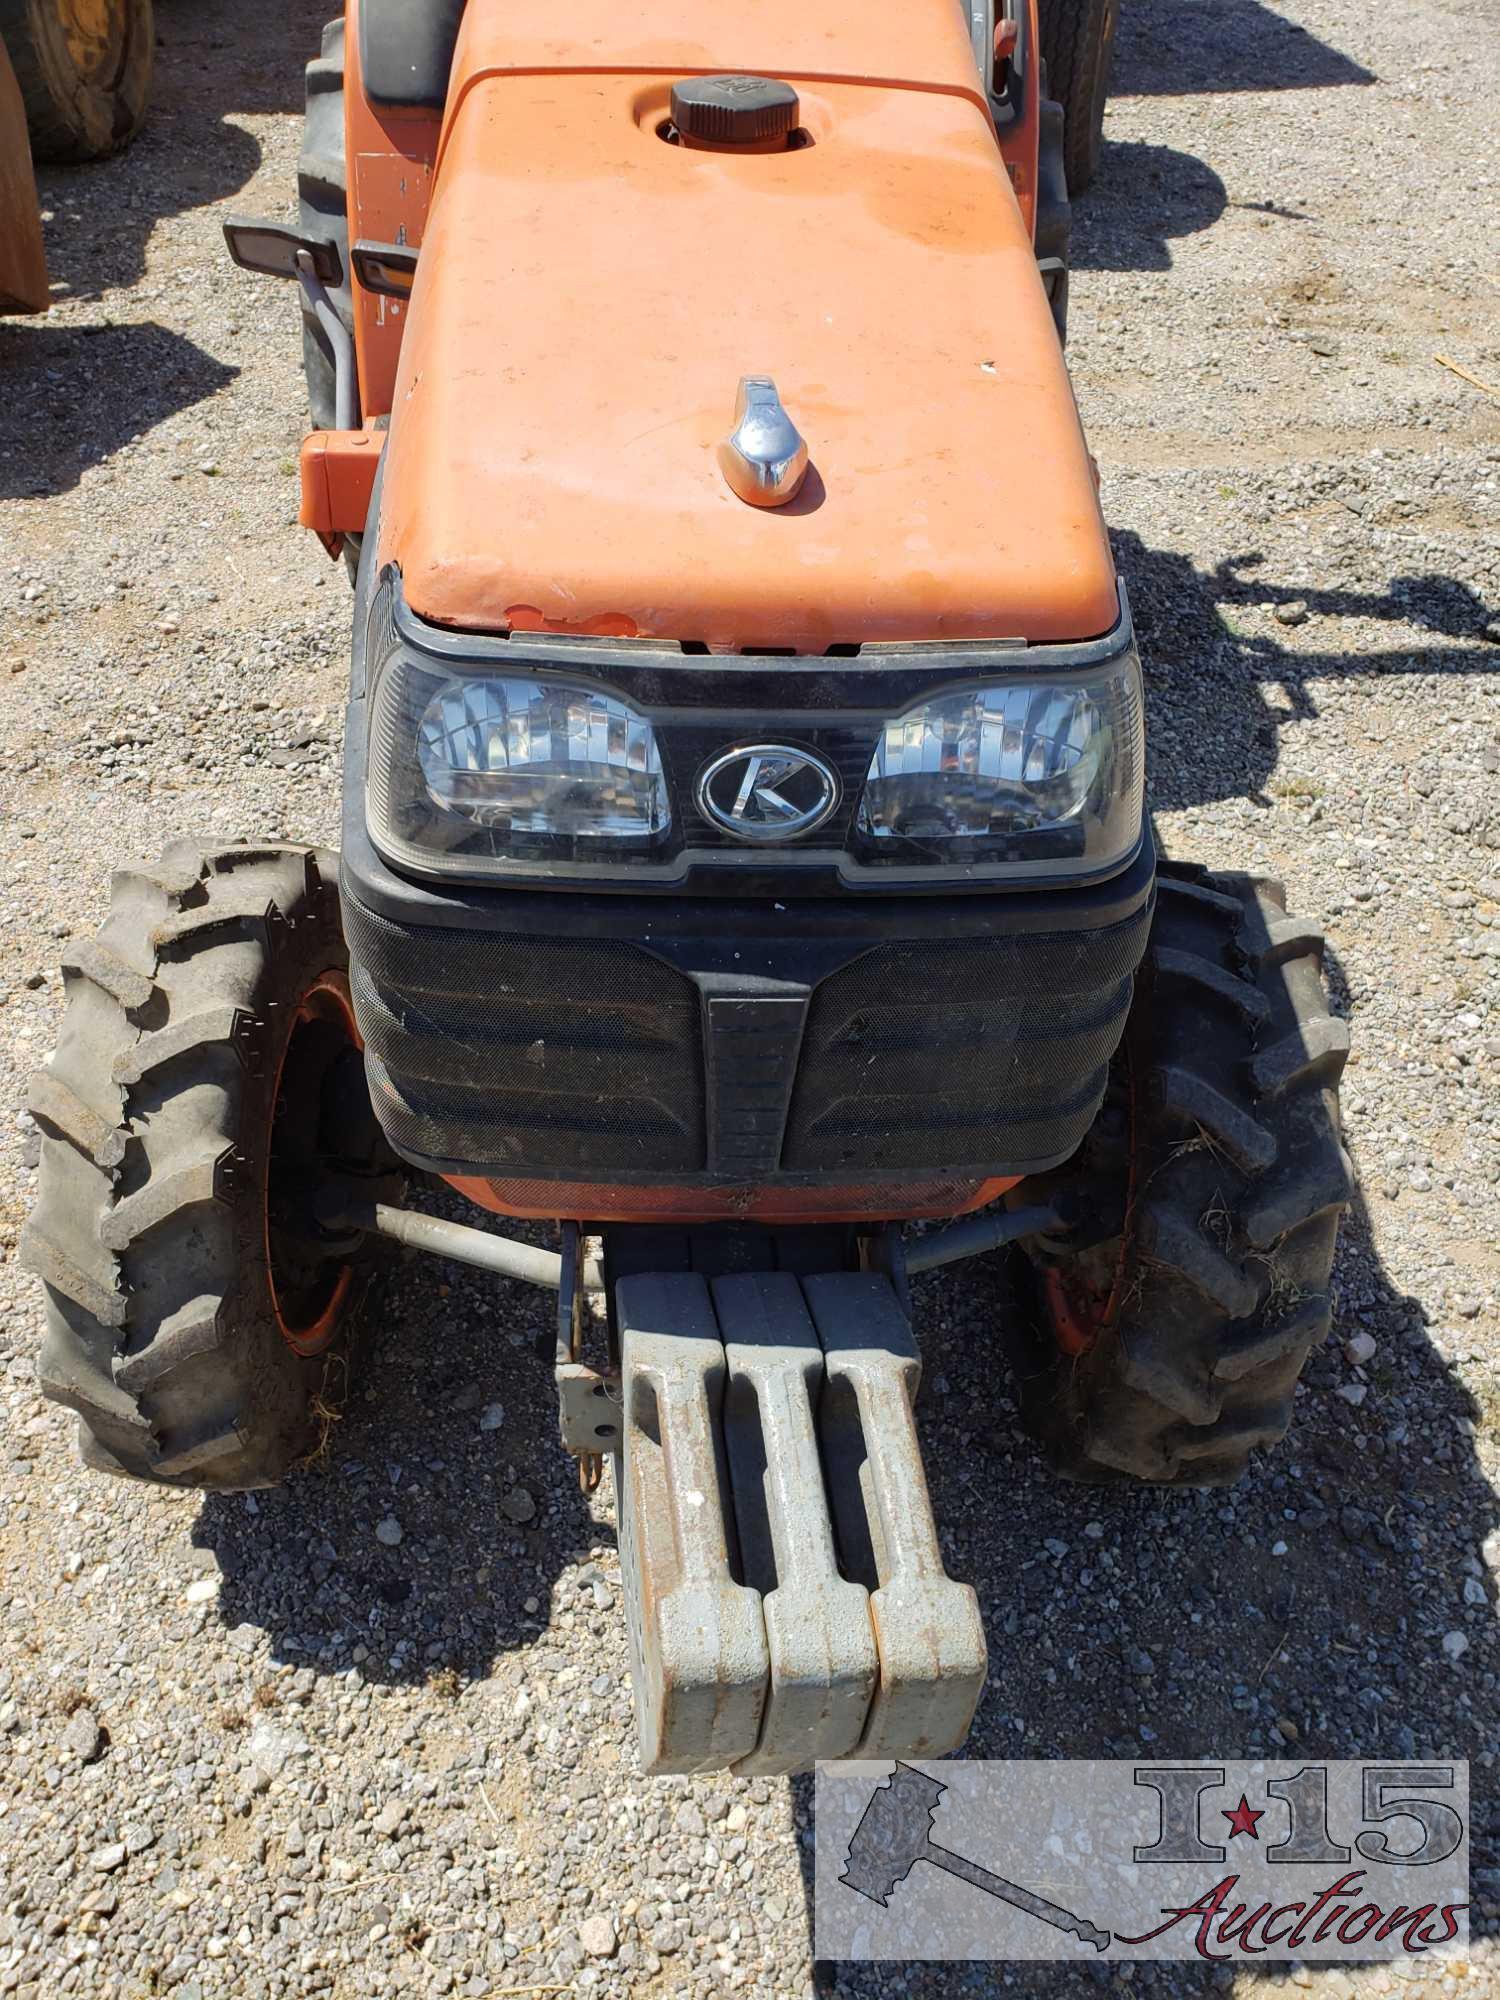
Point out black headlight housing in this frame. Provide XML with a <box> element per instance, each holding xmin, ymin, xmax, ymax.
<box><xmin>358</xmin><ymin>569</ymin><xmax>1146</xmax><ymax>896</ymax></box>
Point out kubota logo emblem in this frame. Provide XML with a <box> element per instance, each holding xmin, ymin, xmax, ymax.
<box><xmin>694</xmin><ymin>744</ymin><xmax>841</xmax><ymax>844</ymax></box>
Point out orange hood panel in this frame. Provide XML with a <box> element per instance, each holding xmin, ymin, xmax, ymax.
<box><xmin>433</xmin><ymin>0</ymin><xmax>992</xmax><ymax>110</ymax></box>
<box><xmin>378</xmin><ymin>70</ymin><xmax>1116</xmax><ymax>649</ymax></box>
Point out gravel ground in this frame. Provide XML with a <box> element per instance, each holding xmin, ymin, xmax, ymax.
<box><xmin>1</xmin><ymin>0</ymin><xmax>1497</xmax><ymax>1995</ymax></box>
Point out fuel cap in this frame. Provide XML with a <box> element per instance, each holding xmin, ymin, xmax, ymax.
<box><xmin>670</xmin><ymin>74</ymin><xmax>799</xmax><ymax>147</ymax></box>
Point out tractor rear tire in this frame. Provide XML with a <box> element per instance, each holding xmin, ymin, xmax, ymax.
<box><xmin>298</xmin><ymin>15</ymin><xmax>356</xmax><ymax>434</ymax></box>
<box><xmin>1010</xmin><ymin>863</ymin><xmax>1352</xmax><ymax>1485</ymax></box>
<box><xmin>1038</xmin><ymin>0</ymin><xmax>1117</xmax><ymax>196</ymax></box>
<box><xmin>0</xmin><ymin>0</ymin><xmax>153</xmax><ymax>162</ymax></box>
<box><xmin>21</xmin><ymin>844</ymin><xmax>397</xmax><ymax>1490</ymax></box>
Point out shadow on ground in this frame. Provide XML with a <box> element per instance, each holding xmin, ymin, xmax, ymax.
<box><xmin>1072</xmin><ymin>0</ymin><xmax>1376</xmax><ymax>265</ymax></box>
<box><xmin>10</xmin><ymin>0</ymin><xmax>336</xmax><ymax>496</ymax></box>
<box><xmin>1117</xmin><ymin>529</ymin><xmax>1500</xmax><ymax>813</ymax></box>
<box><xmin>0</xmin><ymin>320</ymin><xmax>236</xmax><ymax>499</ymax></box>
<box><xmin>1112</xmin><ymin>0</ymin><xmax>1377</xmax><ymax>98</ymax></box>
<box><xmin>1071</xmin><ymin>140</ymin><xmax>1229</xmax><ymax>273</ymax></box>
<box><xmin>194</xmin><ymin>1192</ymin><xmax>598</xmax><ymax>1690</ymax></box>
<box><xmin>34</xmin><ymin>0</ymin><xmax>334</xmax><ymax>305</ymax></box>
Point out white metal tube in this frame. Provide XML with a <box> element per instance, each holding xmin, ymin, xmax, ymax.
<box><xmin>370</xmin><ymin>1203</ymin><xmax>578</xmax><ymax>1290</ymax></box>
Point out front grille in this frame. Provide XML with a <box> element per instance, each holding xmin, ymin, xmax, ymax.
<box><xmin>342</xmin><ymin>893</ymin><xmax>1150</xmax><ymax>1184</ymax></box>
<box><xmin>342</xmin><ymin>899</ymin><xmax>704</xmax><ymax>1172</ymax></box>
<box><xmin>783</xmin><ymin>914</ymin><xmax>1150</xmax><ymax>1172</ymax></box>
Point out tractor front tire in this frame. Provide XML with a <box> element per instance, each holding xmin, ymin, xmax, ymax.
<box><xmin>1012</xmin><ymin>864</ymin><xmax>1353</xmax><ymax>1485</ymax></box>
<box><xmin>22</xmin><ymin>844</ymin><xmax>396</xmax><ymax>1490</ymax></box>
<box><xmin>0</xmin><ymin>0</ymin><xmax>153</xmax><ymax>163</ymax></box>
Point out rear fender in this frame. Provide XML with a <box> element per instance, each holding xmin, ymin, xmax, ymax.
<box><xmin>344</xmin><ymin>0</ymin><xmax>440</xmax><ymax>420</ymax></box>
<box><xmin>994</xmin><ymin>0</ymin><xmax>1044</xmax><ymax>239</ymax></box>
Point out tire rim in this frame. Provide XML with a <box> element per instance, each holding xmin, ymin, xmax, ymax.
<box><xmin>265</xmin><ymin>968</ymin><xmax>362</xmax><ymax>1355</ymax></box>
<box><xmin>58</xmin><ymin>0</ymin><xmax>128</xmax><ymax>90</ymax></box>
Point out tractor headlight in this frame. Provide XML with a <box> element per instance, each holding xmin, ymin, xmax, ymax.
<box><xmin>852</xmin><ymin>649</ymin><xmax>1144</xmax><ymax>874</ymax></box>
<box><xmin>367</xmin><ymin>655</ymin><xmax>670</xmax><ymax>874</ymax></box>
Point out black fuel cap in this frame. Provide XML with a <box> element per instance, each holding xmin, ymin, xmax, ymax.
<box><xmin>670</xmin><ymin>74</ymin><xmax>799</xmax><ymax>146</ymax></box>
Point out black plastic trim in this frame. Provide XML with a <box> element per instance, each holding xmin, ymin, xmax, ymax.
<box><xmin>360</xmin><ymin>0</ymin><xmax>466</xmax><ymax>110</ymax></box>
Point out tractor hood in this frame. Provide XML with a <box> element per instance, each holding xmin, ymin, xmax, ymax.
<box><xmin>376</xmin><ymin>8</ymin><xmax>1117</xmax><ymax>650</ymax></box>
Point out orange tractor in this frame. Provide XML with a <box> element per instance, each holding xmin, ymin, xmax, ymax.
<box><xmin>25</xmin><ymin>1</ymin><xmax>1349</xmax><ymax>1772</ymax></box>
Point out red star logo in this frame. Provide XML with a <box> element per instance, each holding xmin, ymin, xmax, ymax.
<box><xmin>1222</xmin><ymin>1794</ymin><xmax>1264</xmax><ymax>1840</ymax></box>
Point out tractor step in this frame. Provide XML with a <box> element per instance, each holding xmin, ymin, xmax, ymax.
<box><xmin>613</xmin><ymin>1268</ymin><xmax>986</xmax><ymax>1775</ymax></box>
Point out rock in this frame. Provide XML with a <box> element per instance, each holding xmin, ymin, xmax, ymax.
<box><xmin>450</xmin><ymin>1383</ymin><xmax>482</xmax><ymax>1412</ymax></box>
<box><xmin>375</xmin><ymin>1516</ymin><xmax>403</xmax><ymax>1547</ymax></box>
<box><xmin>500</xmin><ymin>1488</ymin><xmax>535</xmax><ymax>1524</ymax></box>
<box><xmin>1343</xmin><ymin>1331</ymin><xmax>1377</xmax><ymax>1367</ymax></box>
<box><xmin>1082</xmin><ymin>1521</ymin><xmax>1105</xmax><ymax>1540</ymax></box>
<box><xmin>372</xmin><ymin>1801</ymin><xmax>409</xmax><ymax>1837</ymax></box>
<box><xmin>89</xmin><ymin>1843</ymin><xmax>127</xmax><ymax>1873</ymax></box>
<box><xmin>479</xmin><ymin>1403</ymin><xmax>505</xmax><ymax>1432</ymax></box>
<box><xmin>184</xmin><ymin>1576</ymin><xmax>218</xmax><ymax>1604</ymax></box>
<box><xmin>1336</xmin><ymin>1383</ymin><xmax>1368</xmax><ymax>1408</ymax></box>
<box><xmin>1462</xmin><ymin>1577</ymin><xmax>1488</xmax><ymax>1607</ymax></box>
<box><xmin>1275</xmin><ymin>598</ymin><xmax>1310</xmax><ymax>626</ymax></box>
<box><xmin>247</xmin><ymin>1721</ymin><xmax>306</xmax><ymax>1778</ymax></box>
<box><xmin>62</xmin><ymin>1708</ymin><xmax>104</xmax><ymax>1764</ymax></box>
<box><xmin>1441</xmin><ymin>1631</ymin><xmax>1469</xmax><ymax>1663</ymax></box>
<box><xmin>579</xmin><ymin>1915</ymin><xmax>618</xmax><ymax>1958</ymax></box>
<box><xmin>1276</xmin><ymin>1717</ymin><xmax>1300</xmax><ymax>1743</ymax></box>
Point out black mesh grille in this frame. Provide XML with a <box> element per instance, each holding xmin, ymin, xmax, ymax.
<box><xmin>342</xmin><ymin>899</ymin><xmax>705</xmax><ymax>1172</ymax></box>
<box><xmin>343</xmin><ymin>894</ymin><xmax>1149</xmax><ymax>1183</ymax></box>
<box><xmin>783</xmin><ymin>909</ymin><xmax>1151</xmax><ymax>1172</ymax></box>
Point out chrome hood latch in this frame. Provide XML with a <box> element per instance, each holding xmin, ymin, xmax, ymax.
<box><xmin>718</xmin><ymin>375</ymin><xmax>809</xmax><ymax>508</ymax></box>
